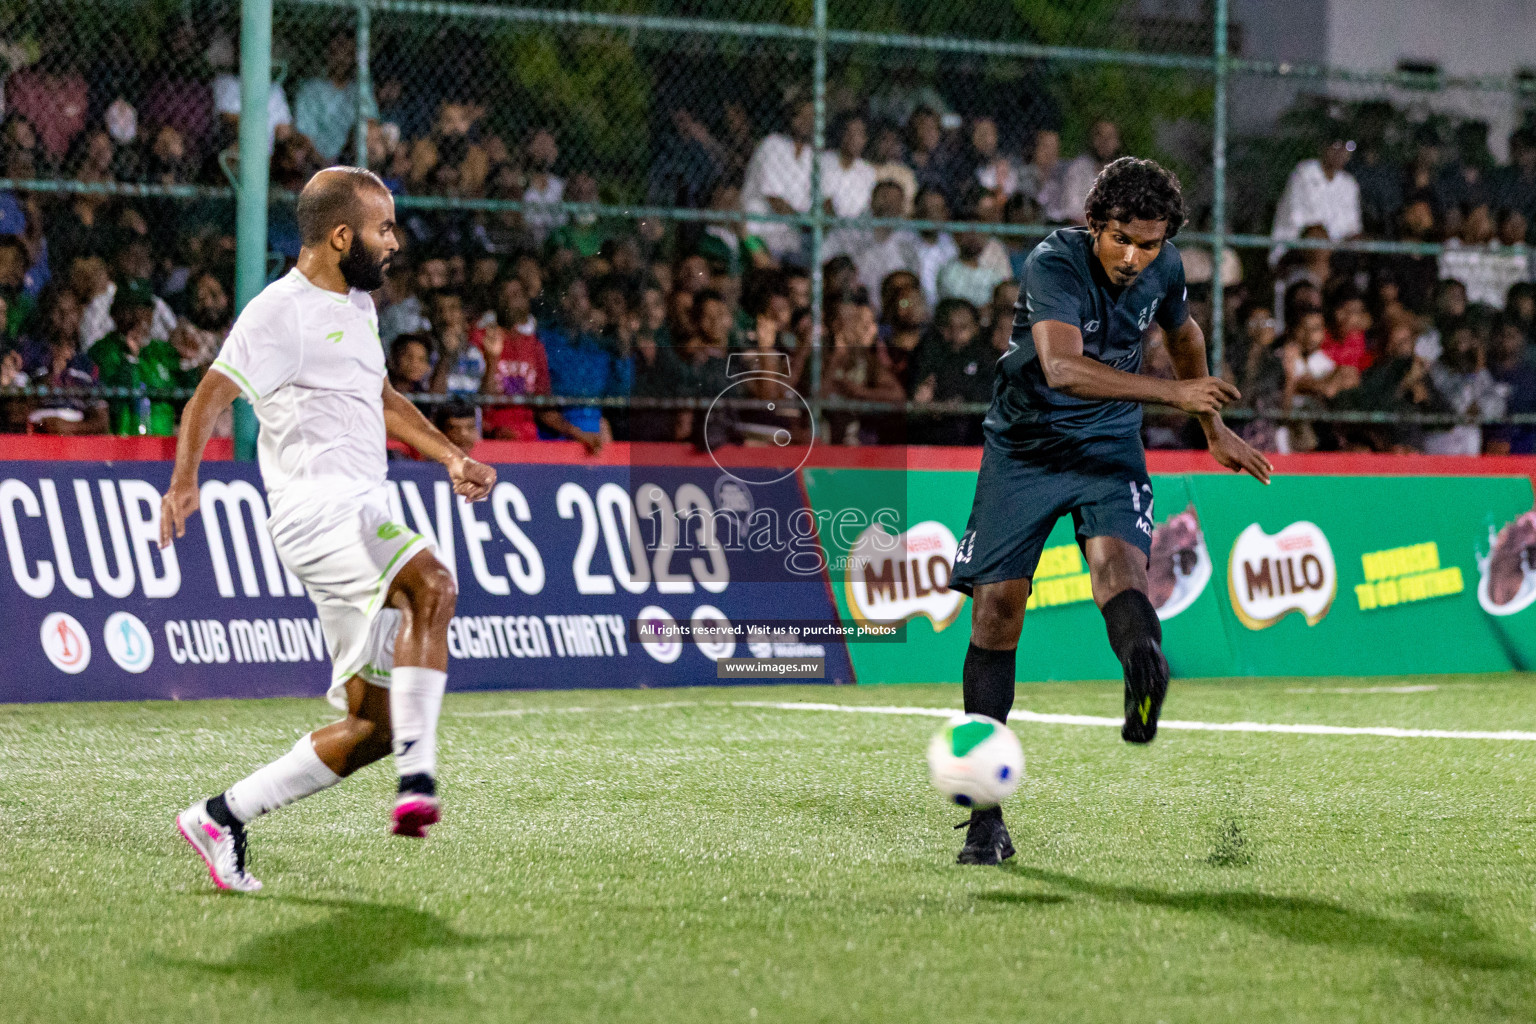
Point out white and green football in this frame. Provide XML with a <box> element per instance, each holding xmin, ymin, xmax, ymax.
<box><xmin>927</xmin><ymin>714</ymin><xmax>1024</xmax><ymax>808</ymax></box>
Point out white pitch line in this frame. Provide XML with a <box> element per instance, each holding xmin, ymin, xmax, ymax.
<box><xmin>732</xmin><ymin>700</ymin><xmax>1536</xmax><ymax>742</ymax></box>
<box><xmin>1285</xmin><ymin>685</ymin><xmax>1439</xmax><ymax>694</ymax></box>
<box><xmin>455</xmin><ymin>700</ymin><xmax>702</xmax><ymax>718</ymax></box>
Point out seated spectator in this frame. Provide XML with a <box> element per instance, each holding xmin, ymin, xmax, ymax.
<box><xmin>541</xmin><ymin>279</ymin><xmax>621</xmax><ymax>450</ymax></box>
<box><xmin>408</xmin><ymin>100</ymin><xmax>490</xmax><ymax>198</ymax></box>
<box><xmin>821</xmin><ymin>295</ymin><xmax>905</xmax><ymax>445</ymax></box>
<box><xmin>820</xmin><ymin>115</ymin><xmax>877</xmax><ymax>221</ymax></box>
<box><xmin>1003</xmin><ymin>192</ymin><xmax>1042</xmax><ymax>282</ymax></box>
<box><xmin>1487</xmin><ymin>315</ymin><xmax>1536</xmax><ymax>454</ymax></box>
<box><xmin>139</xmin><ymin>22</ymin><xmax>214</xmax><ymax>161</ymax></box>
<box><xmin>742</xmin><ymin>99</ymin><xmax>815</xmax><ymax>259</ymax></box>
<box><xmin>89</xmin><ymin>283</ymin><xmax>186</xmax><ymax>436</ymax></box>
<box><xmin>77</xmin><ymin>243</ymin><xmax>178</xmax><ymax>351</ymax></box>
<box><xmin>5</xmin><ymin>37</ymin><xmax>88</xmax><ymax>165</ymax></box>
<box><xmin>628</xmin><ymin>321</ymin><xmax>691</xmax><ymax>443</ymax></box>
<box><xmin>433</xmin><ymin>397</ymin><xmax>480</xmax><ymax>455</ymax></box>
<box><xmin>1274</xmin><ymin>306</ymin><xmax>1358</xmax><ymax>452</ymax></box>
<box><xmin>549</xmin><ymin>173</ymin><xmax>611</xmax><ymax>262</ymax></box>
<box><xmin>1271</xmin><ymin>224</ymin><xmax>1331</xmax><ymax>331</ymax></box>
<box><xmin>293</xmin><ymin>31</ymin><xmax>375</xmax><ymax>163</ymax></box>
<box><xmin>379</xmin><ymin>255</ymin><xmax>446</xmax><ymax>344</ymax></box>
<box><xmin>521</xmin><ymin>128</ymin><xmax>567</xmax><ymax>245</ymax></box>
<box><xmin>988</xmin><ymin>279</ymin><xmax>1019</xmax><ymax>351</ymax></box>
<box><xmin>169</xmin><ymin>269</ymin><xmax>231</xmax><ymax>377</ymax></box>
<box><xmin>1052</xmin><ymin>119</ymin><xmax>1121</xmax><ymax>225</ymax></box>
<box><xmin>1434</xmin><ymin>120</ymin><xmax>1495</xmax><ymax>215</ymax></box>
<box><xmin>911</xmin><ymin>187</ymin><xmax>958</xmax><ymax>308</ymax></box>
<box><xmin>822</xmin><ymin>255</ymin><xmax>860</xmax><ymax>308</ymax></box>
<box><xmin>0</xmin><ymin>234</ymin><xmax>37</xmax><ymax>338</ymax></box>
<box><xmin>1507</xmin><ymin>282</ymin><xmax>1536</xmax><ymax>339</ymax></box>
<box><xmin>473</xmin><ymin>275</ymin><xmax>556</xmax><ymax>441</ymax></box>
<box><xmin>670</xmin><ymin>289</ymin><xmax>734</xmax><ymax>449</ymax></box>
<box><xmin>911</xmin><ymin>297</ymin><xmax>994</xmax><ymax>445</ymax></box>
<box><xmin>937</xmin><ymin>194</ymin><xmax>1011</xmax><ymax>309</ymax></box>
<box><xmin>905</xmin><ymin>106</ymin><xmax>958</xmax><ymax>200</ymax></box>
<box><xmin>209</xmin><ymin>32</ymin><xmax>293</xmax><ymax>156</ymax></box>
<box><xmin>388</xmin><ymin>333</ymin><xmax>434</xmax><ymax>393</ymax></box>
<box><xmin>1492</xmin><ymin>130</ymin><xmax>1536</xmax><ymax>241</ymax></box>
<box><xmin>821</xmin><ymin>180</ymin><xmax>920</xmax><ymax>312</ymax></box>
<box><xmin>15</xmin><ymin>284</ymin><xmax>107</xmax><ymax>434</ymax></box>
<box><xmin>1438</xmin><ymin>203</ymin><xmax>1529</xmax><ymax>309</ymax></box>
<box><xmin>964</xmin><ymin>117</ymin><xmax>1018</xmax><ymax>199</ymax></box>
<box><xmin>1321</xmin><ymin>283</ymin><xmax>1374</xmax><ymax>372</ymax></box>
<box><xmin>647</xmin><ymin>106</ymin><xmax>729</xmax><ymax>209</ymax></box>
<box><xmin>1425</xmin><ymin>322</ymin><xmax>1507</xmax><ymax>455</ymax></box>
<box><xmin>1020</xmin><ymin>128</ymin><xmax>1064</xmax><ymax>221</ymax></box>
<box><xmin>1270</xmin><ymin>138</ymin><xmax>1361</xmax><ymax>265</ymax></box>
<box><xmin>869</xmin><ymin>124</ymin><xmax>917</xmax><ymax>214</ymax></box>
<box><xmin>878</xmin><ymin>271</ymin><xmax>927</xmax><ymax>389</ymax></box>
<box><xmin>1379</xmin><ymin>192</ymin><xmax>1441</xmax><ymax>314</ymax></box>
<box><xmin>1343</xmin><ymin>311</ymin><xmax>1443</xmax><ymax>452</ymax></box>
<box><xmin>426</xmin><ymin>289</ymin><xmax>483</xmax><ymax>395</ymax></box>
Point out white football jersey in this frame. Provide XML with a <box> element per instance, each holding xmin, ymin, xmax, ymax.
<box><xmin>211</xmin><ymin>268</ymin><xmax>387</xmax><ymax>526</ymax></box>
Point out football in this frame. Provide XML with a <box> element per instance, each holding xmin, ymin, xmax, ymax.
<box><xmin>927</xmin><ymin>714</ymin><xmax>1025</xmax><ymax>808</ymax></box>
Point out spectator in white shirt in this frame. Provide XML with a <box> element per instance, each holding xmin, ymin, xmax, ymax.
<box><xmin>1019</xmin><ymin>128</ymin><xmax>1064</xmax><ymax>217</ymax></box>
<box><xmin>832</xmin><ymin>180</ymin><xmax>921</xmax><ymax>315</ymax></box>
<box><xmin>911</xmin><ymin>186</ymin><xmax>958</xmax><ymax>307</ymax></box>
<box><xmin>522</xmin><ymin>128</ymin><xmax>566</xmax><ymax>244</ymax></box>
<box><xmin>742</xmin><ymin>99</ymin><xmax>816</xmax><ymax>259</ymax></box>
<box><xmin>966</xmin><ymin>117</ymin><xmax>1018</xmax><ymax>198</ymax></box>
<box><xmin>1050</xmin><ymin>119</ymin><xmax>1121</xmax><ymax>224</ymax></box>
<box><xmin>819</xmin><ymin>115</ymin><xmax>877</xmax><ymax>219</ymax></box>
<box><xmin>1438</xmin><ymin>204</ymin><xmax>1530</xmax><ymax>310</ymax></box>
<box><xmin>207</xmin><ymin>34</ymin><xmax>292</xmax><ymax>156</ymax></box>
<box><xmin>1270</xmin><ymin>139</ymin><xmax>1362</xmax><ymax>265</ymax></box>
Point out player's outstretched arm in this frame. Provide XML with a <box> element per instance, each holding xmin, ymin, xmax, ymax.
<box><xmin>1165</xmin><ymin>317</ymin><xmax>1273</xmax><ymax>485</ymax></box>
<box><xmin>1034</xmin><ymin>319</ymin><xmax>1238</xmax><ymax>414</ymax></box>
<box><xmin>381</xmin><ymin>381</ymin><xmax>496</xmax><ymax>501</ymax></box>
<box><xmin>159</xmin><ymin>369</ymin><xmax>243</xmax><ymax>549</ymax></box>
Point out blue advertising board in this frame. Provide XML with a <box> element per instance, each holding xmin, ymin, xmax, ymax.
<box><xmin>0</xmin><ymin>461</ymin><xmax>853</xmax><ymax>702</ymax></box>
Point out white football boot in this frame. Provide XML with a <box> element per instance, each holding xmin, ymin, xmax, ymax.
<box><xmin>176</xmin><ymin>800</ymin><xmax>262</xmax><ymax>893</ymax></box>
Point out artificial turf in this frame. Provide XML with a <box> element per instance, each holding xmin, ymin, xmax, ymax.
<box><xmin>3</xmin><ymin>675</ymin><xmax>1536</xmax><ymax>1023</ymax></box>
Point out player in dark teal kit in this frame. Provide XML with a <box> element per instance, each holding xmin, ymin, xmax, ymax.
<box><xmin>948</xmin><ymin>157</ymin><xmax>1272</xmax><ymax>865</ymax></box>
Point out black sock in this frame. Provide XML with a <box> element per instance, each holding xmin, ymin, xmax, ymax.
<box><xmin>1101</xmin><ymin>589</ymin><xmax>1163</xmax><ymax>664</ymax></box>
<box><xmin>398</xmin><ymin>772</ymin><xmax>436</xmax><ymax>797</ymax></box>
<box><xmin>205</xmin><ymin>792</ymin><xmax>240</xmax><ymax>829</ymax></box>
<box><xmin>963</xmin><ymin>642</ymin><xmax>1017</xmax><ymax>724</ymax></box>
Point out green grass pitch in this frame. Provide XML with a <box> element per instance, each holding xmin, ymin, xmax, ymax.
<box><xmin>4</xmin><ymin>675</ymin><xmax>1536</xmax><ymax>1023</ymax></box>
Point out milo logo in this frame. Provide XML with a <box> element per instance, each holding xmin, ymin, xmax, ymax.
<box><xmin>1227</xmin><ymin>521</ymin><xmax>1337</xmax><ymax>630</ymax></box>
<box><xmin>845</xmin><ymin>520</ymin><xmax>966</xmax><ymax>631</ymax></box>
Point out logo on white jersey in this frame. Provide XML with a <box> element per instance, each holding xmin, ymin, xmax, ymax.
<box><xmin>41</xmin><ymin>612</ymin><xmax>91</xmax><ymax>674</ymax></box>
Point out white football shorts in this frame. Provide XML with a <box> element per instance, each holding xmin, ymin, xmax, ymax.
<box><xmin>269</xmin><ymin>487</ymin><xmax>440</xmax><ymax>710</ymax></box>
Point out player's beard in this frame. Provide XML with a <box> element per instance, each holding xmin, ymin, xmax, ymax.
<box><xmin>338</xmin><ymin>234</ymin><xmax>389</xmax><ymax>291</ymax></box>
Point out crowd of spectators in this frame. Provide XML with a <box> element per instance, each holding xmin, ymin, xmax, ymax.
<box><xmin>0</xmin><ymin>26</ymin><xmax>1533</xmax><ymax>455</ymax></box>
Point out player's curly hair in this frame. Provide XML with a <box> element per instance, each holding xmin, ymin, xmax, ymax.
<box><xmin>1083</xmin><ymin>157</ymin><xmax>1185</xmax><ymax>239</ymax></box>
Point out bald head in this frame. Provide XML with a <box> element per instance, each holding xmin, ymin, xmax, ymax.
<box><xmin>296</xmin><ymin>166</ymin><xmax>391</xmax><ymax>247</ymax></box>
<box><xmin>294</xmin><ymin>166</ymin><xmax>398</xmax><ymax>292</ymax></box>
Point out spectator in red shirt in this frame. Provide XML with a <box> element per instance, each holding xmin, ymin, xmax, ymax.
<box><xmin>471</xmin><ymin>275</ymin><xmax>598</xmax><ymax>451</ymax></box>
<box><xmin>5</xmin><ymin>40</ymin><xmax>88</xmax><ymax>165</ymax></box>
<box><xmin>1321</xmin><ymin>282</ymin><xmax>1375</xmax><ymax>372</ymax></box>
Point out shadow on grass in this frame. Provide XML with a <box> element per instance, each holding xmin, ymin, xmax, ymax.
<box><xmin>1009</xmin><ymin>867</ymin><xmax>1526</xmax><ymax>975</ymax></box>
<box><xmin>162</xmin><ymin>896</ymin><xmax>500</xmax><ymax>1002</ymax></box>
<box><xmin>975</xmin><ymin>891</ymin><xmax>1072</xmax><ymax>907</ymax></box>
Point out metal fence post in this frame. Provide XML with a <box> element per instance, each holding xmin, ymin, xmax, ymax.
<box><xmin>808</xmin><ymin>0</ymin><xmax>827</xmax><ymax>440</ymax></box>
<box><xmin>233</xmin><ymin>0</ymin><xmax>274</xmax><ymax>461</ymax></box>
<box><xmin>1209</xmin><ymin>0</ymin><xmax>1229</xmax><ymax>376</ymax></box>
<box><xmin>354</xmin><ymin>0</ymin><xmax>373</xmax><ymax>169</ymax></box>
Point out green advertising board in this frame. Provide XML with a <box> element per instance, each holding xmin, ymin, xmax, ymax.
<box><xmin>801</xmin><ymin>468</ymin><xmax>1536</xmax><ymax>683</ymax></box>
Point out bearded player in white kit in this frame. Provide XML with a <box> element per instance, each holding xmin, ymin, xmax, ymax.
<box><xmin>160</xmin><ymin>167</ymin><xmax>496</xmax><ymax>892</ymax></box>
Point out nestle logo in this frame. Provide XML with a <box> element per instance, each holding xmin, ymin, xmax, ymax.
<box><xmin>1276</xmin><ymin>535</ymin><xmax>1313</xmax><ymax>552</ymax></box>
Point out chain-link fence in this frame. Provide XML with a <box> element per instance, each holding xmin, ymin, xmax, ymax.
<box><xmin>1</xmin><ymin>0</ymin><xmax>1533</xmax><ymax>453</ymax></box>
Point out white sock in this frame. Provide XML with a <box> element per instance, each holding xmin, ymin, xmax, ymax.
<box><xmin>224</xmin><ymin>734</ymin><xmax>342</xmax><ymax>823</ymax></box>
<box><xmin>390</xmin><ymin>666</ymin><xmax>447</xmax><ymax>778</ymax></box>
